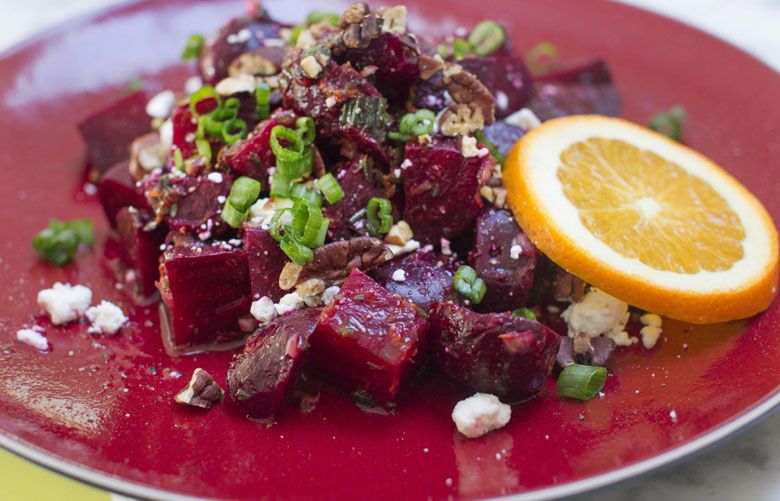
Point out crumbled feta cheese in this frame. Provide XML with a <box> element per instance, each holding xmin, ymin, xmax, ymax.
<box><xmin>392</xmin><ymin>269</ymin><xmax>407</xmax><ymax>282</ymax></box>
<box><xmin>607</xmin><ymin>329</ymin><xmax>638</xmax><ymax>347</ymax></box>
<box><xmin>16</xmin><ymin>328</ymin><xmax>48</xmax><ymax>351</ymax></box>
<box><xmin>385</xmin><ymin>220</ymin><xmax>414</xmax><ymax>246</ymax></box>
<box><xmin>452</xmin><ymin>393</ymin><xmax>511</xmax><ymax>438</ymax></box>
<box><xmin>561</xmin><ymin>288</ymin><xmax>630</xmax><ymax>339</ymax></box>
<box><xmin>207</xmin><ymin>172</ymin><xmax>223</xmax><ymax>183</ymax></box>
<box><xmin>640</xmin><ymin>325</ymin><xmax>662</xmax><ymax>349</ymax></box>
<box><xmin>505</xmin><ymin>107</ymin><xmax>542</xmax><ymax>130</ymax></box>
<box><xmin>250</xmin><ymin>296</ymin><xmax>278</xmax><ymax>324</ymax></box>
<box><xmin>145</xmin><ymin>90</ymin><xmax>175</xmax><ymax>119</ymax></box>
<box><xmin>387</xmin><ymin>239</ymin><xmax>420</xmax><ymax>257</ymax></box>
<box><xmin>322</xmin><ymin>286</ymin><xmax>340</xmax><ymax>305</ymax></box>
<box><xmin>459</xmin><ymin>135</ymin><xmax>480</xmax><ymax>158</ymax></box>
<box><xmin>400</xmin><ymin>159</ymin><xmax>413</xmax><ymax>170</ymax></box>
<box><xmin>300</xmin><ymin>55</ymin><xmax>323</xmax><ymax>79</ymax></box>
<box><xmin>217</xmin><ymin>195</ymin><xmax>227</xmax><ymax>204</ymax></box>
<box><xmin>275</xmin><ymin>293</ymin><xmax>304</xmax><ymax>316</ymax></box>
<box><xmin>495</xmin><ymin>91</ymin><xmax>509</xmax><ymax>111</ymax></box>
<box><xmin>669</xmin><ymin>409</ymin><xmax>678</xmax><ymax>423</ymax></box>
<box><xmin>184</xmin><ymin>75</ymin><xmax>203</xmax><ymax>95</ymax></box>
<box><xmin>640</xmin><ymin>313</ymin><xmax>663</xmax><ymax>328</ymax></box>
<box><xmin>158</xmin><ymin>119</ymin><xmax>173</xmax><ymax>149</ymax></box>
<box><xmin>37</xmin><ymin>283</ymin><xmax>93</xmax><ymax>325</ymax></box>
<box><xmin>380</xmin><ymin>5</ymin><xmax>407</xmax><ymax>34</ymax></box>
<box><xmin>85</xmin><ymin>300</ymin><xmax>128</xmax><ymax>335</ymax></box>
<box><xmin>509</xmin><ymin>244</ymin><xmax>522</xmax><ymax>260</ymax></box>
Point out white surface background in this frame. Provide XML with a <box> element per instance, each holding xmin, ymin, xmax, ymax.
<box><xmin>0</xmin><ymin>1</ymin><xmax>779</xmax><ymax>500</ymax></box>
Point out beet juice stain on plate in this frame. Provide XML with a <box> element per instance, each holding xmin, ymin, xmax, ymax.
<box><xmin>0</xmin><ymin>0</ymin><xmax>779</xmax><ymax>500</ymax></box>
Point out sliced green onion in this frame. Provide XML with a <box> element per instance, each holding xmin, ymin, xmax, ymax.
<box><xmin>280</xmin><ymin>234</ymin><xmax>314</xmax><ymax>265</ymax></box>
<box><xmin>557</xmin><ymin>364</ymin><xmax>607</xmax><ymax>401</ymax></box>
<box><xmin>270</xmin><ymin>174</ymin><xmax>291</xmax><ymax>198</ymax></box>
<box><xmin>527</xmin><ymin>42</ymin><xmax>559</xmax><ymax>75</ymax></box>
<box><xmin>305</xmin><ymin>11</ymin><xmax>340</xmax><ymax>27</ymax></box>
<box><xmin>388</xmin><ymin>131</ymin><xmax>412</xmax><ymax>143</ymax></box>
<box><xmin>366</xmin><ymin>197</ymin><xmax>393</xmax><ymax>237</ymax></box>
<box><xmin>317</xmin><ymin>173</ymin><xmax>344</xmax><ymax>204</ymax></box>
<box><xmin>452</xmin><ymin>38</ymin><xmax>473</xmax><ymax>60</ymax></box>
<box><xmin>453</xmin><ymin>265</ymin><xmax>487</xmax><ymax>304</ymax></box>
<box><xmin>181</xmin><ymin>33</ymin><xmax>205</xmax><ymax>61</ymax></box>
<box><xmin>173</xmin><ymin>148</ymin><xmax>185</xmax><ymax>172</ymax></box>
<box><xmin>33</xmin><ymin>219</ymin><xmax>94</xmax><ymax>265</ymax></box>
<box><xmin>228</xmin><ymin>176</ymin><xmax>262</xmax><ymax>212</ymax></box>
<box><xmin>224</xmin><ymin>97</ymin><xmax>240</xmax><ymax>112</ymax></box>
<box><xmin>314</xmin><ymin>218</ymin><xmax>330</xmax><ymax>247</ymax></box>
<box><xmin>269</xmin><ymin>208</ymin><xmax>292</xmax><ymax>241</ymax></box>
<box><xmin>277</xmin><ymin>154</ymin><xmax>310</xmax><ymax>181</ymax></box>
<box><xmin>222</xmin><ymin>118</ymin><xmax>248</xmax><ymax>145</ymax></box>
<box><xmin>195</xmin><ymin>138</ymin><xmax>212</xmax><ymax>165</ymax></box>
<box><xmin>289</xmin><ymin>25</ymin><xmax>305</xmax><ymax>46</ymax></box>
<box><xmin>270</xmin><ymin>125</ymin><xmax>305</xmax><ymax>161</ymax></box>
<box><xmin>468</xmin><ymin>20</ymin><xmax>505</xmax><ymax>56</ymax></box>
<box><xmin>512</xmin><ymin>308</ymin><xmax>537</xmax><ymax>320</ymax></box>
<box><xmin>290</xmin><ymin>183</ymin><xmax>322</xmax><ymax>207</ymax></box>
<box><xmin>474</xmin><ymin>130</ymin><xmax>505</xmax><ymax>164</ymax></box>
<box><xmin>190</xmin><ymin>85</ymin><xmax>221</xmax><ymax>116</ymax></box>
<box><xmin>255</xmin><ymin>82</ymin><xmax>271</xmax><ymax>121</ymax></box>
<box><xmin>220</xmin><ymin>201</ymin><xmax>248</xmax><ymax>228</ymax></box>
<box><xmin>398</xmin><ymin>109</ymin><xmax>435</xmax><ymax>138</ymax></box>
<box><xmin>648</xmin><ymin>106</ymin><xmax>687</xmax><ymax>141</ymax></box>
<box><xmin>436</xmin><ymin>43</ymin><xmax>450</xmax><ymax>59</ymax></box>
<box><xmin>294</xmin><ymin>202</ymin><xmax>325</xmax><ymax>247</ymax></box>
<box><xmin>296</xmin><ymin>116</ymin><xmax>316</xmax><ymax>145</ymax></box>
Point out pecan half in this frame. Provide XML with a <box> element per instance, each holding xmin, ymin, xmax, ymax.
<box><xmin>174</xmin><ymin>368</ymin><xmax>224</xmax><ymax>409</ymax></box>
<box><xmin>418</xmin><ymin>53</ymin><xmax>445</xmax><ymax>81</ymax></box>
<box><xmin>129</xmin><ymin>132</ymin><xmax>167</xmax><ymax>180</ymax></box>
<box><xmin>442</xmin><ymin>63</ymin><xmax>495</xmax><ymax>124</ymax></box>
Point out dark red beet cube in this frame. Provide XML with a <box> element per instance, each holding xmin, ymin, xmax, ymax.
<box><xmin>536</xmin><ymin>58</ymin><xmax>613</xmax><ymax>85</ymax></box>
<box><xmin>310</xmin><ymin>269</ymin><xmax>429</xmax><ymax>404</ymax></box>
<box><xmin>369</xmin><ymin>251</ymin><xmax>463</xmax><ymax>312</ymax></box>
<box><xmin>199</xmin><ymin>15</ymin><xmax>284</xmax><ymax>84</ymax></box>
<box><xmin>459</xmin><ymin>49</ymin><xmax>534</xmax><ymax>118</ymax></box>
<box><xmin>527</xmin><ymin>82</ymin><xmax>621</xmax><ymax>121</ymax></box>
<box><xmin>78</xmin><ymin>91</ymin><xmax>150</xmax><ymax>175</ymax></box>
<box><xmin>97</xmin><ymin>160</ymin><xmax>151</xmax><ymax>227</ymax></box>
<box><xmin>158</xmin><ymin>242</ymin><xmax>252</xmax><ymax>354</ymax></box>
<box><xmin>167</xmin><ymin>173</ymin><xmax>234</xmax><ymax>238</ymax></box>
<box><xmin>228</xmin><ymin>308</ymin><xmax>321</xmax><ymax>418</ymax></box>
<box><xmin>242</xmin><ymin>225</ymin><xmax>288</xmax><ymax>301</ymax></box>
<box><xmin>219</xmin><ymin>115</ymin><xmax>279</xmax><ymax>180</ymax></box>
<box><xmin>468</xmin><ymin>208</ymin><xmax>537</xmax><ymax>312</ymax></box>
<box><xmin>115</xmin><ymin>207</ymin><xmax>167</xmax><ymax>301</ymax></box>
<box><xmin>429</xmin><ymin>301</ymin><xmax>560</xmax><ymax>402</ymax></box>
<box><xmin>170</xmin><ymin>103</ymin><xmax>198</xmax><ymax>159</ymax></box>
<box><xmin>403</xmin><ymin>138</ymin><xmax>495</xmax><ymax>244</ymax></box>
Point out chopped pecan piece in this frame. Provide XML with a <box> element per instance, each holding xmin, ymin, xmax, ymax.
<box><xmin>129</xmin><ymin>132</ymin><xmax>167</xmax><ymax>180</ymax></box>
<box><xmin>279</xmin><ymin>237</ymin><xmax>393</xmax><ymax>290</ymax></box>
<box><xmin>557</xmin><ymin>334</ymin><xmax>616</xmax><ymax>369</ymax></box>
<box><xmin>341</xmin><ymin>2</ymin><xmax>369</xmax><ymax>25</ymax></box>
<box><xmin>418</xmin><ymin>53</ymin><xmax>445</xmax><ymax>81</ymax></box>
<box><xmin>553</xmin><ymin>267</ymin><xmax>587</xmax><ymax>302</ymax></box>
<box><xmin>174</xmin><ymin>368</ymin><xmax>224</xmax><ymax>409</ymax></box>
<box><xmin>228</xmin><ymin>49</ymin><xmax>281</xmax><ymax>77</ymax></box>
<box><xmin>439</xmin><ymin>104</ymin><xmax>485</xmax><ymax>136</ymax></box>
<box><xmin>443</xmin><ymin>63</ymin><xmax>495</xmax><ymax>124</ymax></box>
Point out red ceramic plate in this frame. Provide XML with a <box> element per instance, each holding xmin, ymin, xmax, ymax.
<box><xmin>1</xmin><ymin>0</ymin><xmax>779</xmax><ymax>499</ymax></box>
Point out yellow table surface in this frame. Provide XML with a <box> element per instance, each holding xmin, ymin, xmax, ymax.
<box><xmin>0</xmin><ymin>447</ymin><xmax>110</xmax><ymax>501</ymax></box>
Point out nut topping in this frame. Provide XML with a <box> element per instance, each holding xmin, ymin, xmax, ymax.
<box><xmin>174</xmin><ymin>368</ymin><xmax>224</xmax><ymax>409</ymax></box>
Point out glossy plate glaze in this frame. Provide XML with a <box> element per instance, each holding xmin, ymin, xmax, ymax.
<box><xmin>1</xmin><ymin>0</ymin><xmax>779</xmax><ymax>499</ymax></box>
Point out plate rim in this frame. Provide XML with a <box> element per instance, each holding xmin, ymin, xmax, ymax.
<box><xmin>1</xmin><ymin>0</ymin><xmax>779</xmax><ymax>499</ymax></box>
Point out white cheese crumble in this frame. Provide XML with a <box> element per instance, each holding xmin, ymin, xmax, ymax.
<box><xmin>387</xmin><ymin>239</ymin><xmax>420</xmax><ymax>257</ymax></box>
<box><xmin>561</xmin><ymin>288</ymin><xmax>636</xmax><ymax>346</ymax></box>
<box><xmin>505</xmin><ymin>107</ymin><xmax>542</xmax><ymax>130</ymax></box>
<box><xmin>250</xmin><ymin>296</ymin><xmax>278</xmax><ymax>324</ymax></box>
<box><xmin>158</xmin><ymin>119</ymin><xmax>173</xmax><ymax>149</ymax></box>
<box><xmin>145</xmin><ymin>90</ymin><xmax>175</xmax><ymax>119</ymax></box>
<box><xmin>640</xmin><ymin>313</ymin><xmax>663</xmax><ymax>328</ymax></box>
<box><xmin>207</xmin><ymin>172</ymin><xmax>223</xmax><ymax>183</ymax></box>
<box><xmin>640</xmin><ymin>325</ymin><xmax>662</xmax><ymax>349</ymax></box>
<box><xmin>392</xmin><ymin>269</ymin><xmax>407</xmax><ymax>282</ymax></box>
<box><xmin>669</xmin><ymin>409</ymin><xmax>678</xmax><ymax>423</ymax></box>
<box><xmin>16</xmin><ymin>328</ymin><xmax>49</xmax><ymax>351</ymax></box>
<box><xmin>452</xmin><ymin>393</ymin><xmax>511</xmax><ymax>438</ymax></box>
<box><xmin>440</xmin><ymin>238</ymin><xmax>453</xmax><ymax>256</ymax></box>
<box><xmin>322</xmin><ymin>286</ymin><xmax>340</xmax><ymax>306</ymax></box>
<box><xmin>85</xmin><ymin>301</ymin><xmax>128</xmax><ymax>335</ymax></box>
<box><xmin>184</xmin><ymin>75</ymin><xmax>203</xmax><ymax>95</ymax></box>
<box><xmin>37</xmin><ymin>283</ymin><xmax>93</xmax><ymax>325</ymax></box>
<box><xmin>275</xmin><ymin>293</ymin><xmax>304</xmax><ymax>316</ymax></box>
<box><xmin>215</xmin><ymin>74</ymin><xmax>256</xmax><ymax>96</ymax></box>
<box><xmin>509</xmin><ymin>244</ymin><xmax>522</xmax><ymax>260</ymax></box>
<box><xmin>495</xmin><ymin>91</ymin><xmax>509</xmax><ymax>111</ymax></box>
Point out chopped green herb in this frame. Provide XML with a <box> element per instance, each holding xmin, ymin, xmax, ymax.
<box><xmin>474</xmin><ymin>130</ymin><xmax>504</xmax><ymax>164</ymax></box>
<box><xmin>453</xmin><ymin>265</ymin><xmax>487</xmax><ymax>304</ymax></box>
<box><xmin>181</xmin><ymin>33</ymin><xmax>205</xmax><ymax>61</ymax></box>
<box><xmin>32</xmin><ymin>219</ymin><xmax>94</xmax><ymax>265</ymax></box>
<box><xmin>512</xmin><ymin>308</ymin><xmax>537</xmax><ymax>320</ymax></box>
<box><xmin>526</xmin><ymin>42</ymin><xmax>560</xmax><ymax>75</ymax></box>
<box><xmin>557</xmin><ymin>364</ymin><xmax>607</xmax><ymax>401</ymax></box>
<box><xmin>305</xmin><ymin>11</ymin><xmax>340</xmax><ymax>27</ymax></box>
<box><xmin>648</xmin><ymin>106</ymin><xmax>687</xmax><ymax>141</ymax></box>
<box><xmin>468</xmin><ymin>20</ymin><xmax>505</xmax><ymax>56</ymax></box>
<box><xmin>366</xmin><ymin>197</ymin><xmax>393</xmax><ymax>236</ymax></box>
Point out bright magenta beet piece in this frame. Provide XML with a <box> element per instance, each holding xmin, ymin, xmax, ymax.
<box><xmin>459</xmin><ymin>49</ymin><xmax>534</xmax><ymax>119</ymax></box>
<box><xmin>429</xmin><ymin>301</ymin><xmax>560</xmax><ymax>402</ymax></box>
<box><xmin>310</xmin><ymin>269</ymin><xmax>429</xmax><ymax>404</ymax></box>
<box><xmin>78</xmin><ymin>91</ymin><xmax>150</xmax><ymax>175</ymax></box>
<box><xmin>97</xmin><ymin>160</ymin><xmax>151</xmax><ymax>227</ymax></box>
<box><xmin>158</xmin><ymin>242</ymin><xmax>252</xmax><ymax>354</ymax></box>
<box><xmin>242</xmin><ymin>225</ymin><xmax>288</xmax><ymax>301</ymax></box>
<box><xmin>219</xmin><ymin>115</ymin><xmax>280</xmax><ymax>180</ymax></box>
<box><xmin>115</xmin><ymin>207</ymin><xmax>166</xmax><ymax>302</ymax></box>
<box><xmin>228</xmin><ymin>308</ymin><xmax>321</xmax><ymax>418</ymax></box>
<box><xmin>403</xmin><ymin>138</ymin><xmax>495</xmax><ymax>244</ymax></box>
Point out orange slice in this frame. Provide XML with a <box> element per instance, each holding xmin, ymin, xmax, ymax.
<box><xmin>504</xmin><ymin>115</ymin><xmax>778</xmax><ymax>323</ymax></box>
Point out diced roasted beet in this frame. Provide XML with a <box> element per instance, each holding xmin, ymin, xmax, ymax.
<box><xmin>166</xmin><ymin>174</ymin><xmax>234</xmax><ymax>238</ymax></box>
<box><xmin>536</xmin><ymin>58</ymin><xmax>613</xmax><ymax>86</ymax></box>
<box><xmin>481</xmin><ymin>121</ymin><xmax>525</xmax><ymax>157</ymax></box>
<box><xmin>403</xmin><ymin>138</ymin><xmax>495</xmax><ymax>244</ymax></box>
<box><xmin>468</xmin><ymin>208</ymin><xmax>537</xmax><ymax>312</ymax></box>
<box><xmin>310</xmin><ymin>269</ymin><xmax>429</xmax><ymax>404</ymax></box>
<box><xmin>199</xmin><ymin>14</ymin><xmax>284</xmax><ymax>84</ymax></box>
<box><xmin>158</xmin><ymin>242</ymin><xmax>252</xmax><ymax>354</ymax></box>
<box><xmin>527</xmin><ymin>82</ymin><xmax>621</xmax><ymax>121</ymax></box>
<box><xmin>429</xmin><ymin>301</ymin><xmax>560</xmax><ymax>402</ymax></box>
<box><xmin>459</xmin><ymin>49</ymin><xmax>534</xmax><ymax>118</ymax></box>
<box><xmin>242</xmin><ymin>225</ymin><xmax>288</xmax><ymax>301</ymax></box>
<box><xmin>228</xmin><ymin>308</ymin><xmax>321</xmax><ymax>418</ymax></box>
<box><xmin>218</xmin><ymin>115</ymin><xmax>278</xmax><ymax>180</ymax></box>
<box><xmin>170</xmin><ymin>103</ymin><xmax>198</xmax><ymax>159</ymax></box>
<box><xmin>115</xmin><ymin>207</ymin><xmax>166</xmax><ymax>301</ymax></box>
<box><xmin>98</xmin><ymin>160</ymin><xmax>151</xmax><ymax>227</ymax></box>
<box><xmin>78</xmin><ymin>91</ymin><xmax>150</xmax><ymax>175</ymax></box>
<box><xmin>323</xmin><ymin>158</ymin><xmax>392</xmax><ymax>240</ymax></box>
<box><xmin>334</xmin><ymin>33</ymin><xmax>420</xmax><ymax>102</ymax></box>
<box><xmin>369</xmin><ymin>251</ymin><xmax>463</xmax><ymax>312</ymax></box>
